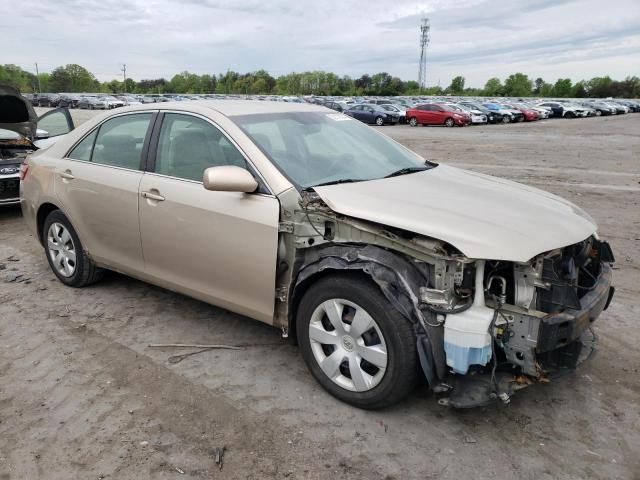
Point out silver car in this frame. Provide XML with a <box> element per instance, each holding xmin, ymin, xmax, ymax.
<box><xmin>19</xmin><ymin>99</ymin><xmax>615</xmax><ymax>409</ymax></box>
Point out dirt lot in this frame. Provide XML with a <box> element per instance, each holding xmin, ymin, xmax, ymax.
<box><xmin>1</xmin><ymin>109</ymin><xmax>639</xmax><ymax>480</ymax></box>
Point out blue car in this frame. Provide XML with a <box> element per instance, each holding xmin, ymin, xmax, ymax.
<box><xmin>344</xmin><ymin>104</ymin><xmax>400</xmax><ymax>126</ymax></box>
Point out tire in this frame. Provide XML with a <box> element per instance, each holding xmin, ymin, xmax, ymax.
<box><xmin>409</xmin><ymin>117</ymin><xmax>418</xmax><ymax>127</ymax></box>
<box><xmin>297</xmin><ymin>275</ymin><xmax>418</xmax><ymax>409</ymax></box>
<box><xmin>42</xmin><ymin>210</ymin><xmax>104</xmax><ymax>287</ymax></box>
<box><xmin>565</xmin><ymin>111</ymin><xmax>575</xmax><ymax>118</ymax></box>
<box><xmin>375</xmin><ymin>116</ymin><xmax>384</xmax><ymax>126</ymax></box>
<box><xmin>444</xmin><ymin>117</ymin><xmax>455</xmax><ymax>127</ymax></box>
<box><xmin>595</xmin><ymin>110</ymin><xmax>602</xmax><ymax>117</ymax></box>
<box><xmin>502</xmin><ymin>115</ymin><xmax>510</xmax><ymax>123</ymax></box>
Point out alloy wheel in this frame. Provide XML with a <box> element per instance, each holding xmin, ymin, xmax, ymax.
<box><xmin>308</xmin><ymin>299</ymin><xmax>388</xmax><ymax>392</ymax></box>
<box><xmin>375</xmin><ymin>117</ymin><xmax>384</xmax><ymax>126</ymax></box>
<box><xmin>47</xmin><ymin>222</ymin><xmax>77</xmax><ymax>278</ymax></box>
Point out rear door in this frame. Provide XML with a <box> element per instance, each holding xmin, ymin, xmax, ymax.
<box><xmin>138</xmin><ymin>112</ymin><xmax>280</xmax><ymax>323</ymax></box>
<box><xmin>54</xmin><ymin>112</ymin><xmax>156</xmax><ymax>274</ymax></box>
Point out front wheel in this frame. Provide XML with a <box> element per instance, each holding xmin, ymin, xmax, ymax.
<box><xmin>444</xmin><ymin>117</ymin><xmax>455</xmax><ymax>127</ymax></box>
<box><xmin>409</xmin><ymin>117</ymin><xmax>418</xmax><ymax>127</ymax></box>
<box><xmin>375</xmin><ymin>116</ymin><xmax>384</xmax><ymax>126</ymax></box>
<box><xmin>297</xmin><ymin>275</ymin><xmax>417</xmax><ymax>409</ymax></box>
<box><xmin>43</xmin><ymin>210</ymin><xmax>104</xmax><ymax>287</ymax></box>
<box><xmin>502</xmin><ymin>115</ymin><xmax>510</xmax><ymax>123</ymax></box>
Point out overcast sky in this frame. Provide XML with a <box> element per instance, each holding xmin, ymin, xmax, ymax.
<box><xmin>5</xmin><ymin>0</ymin><xmax>640</xmax><ymax>87</ymax></box>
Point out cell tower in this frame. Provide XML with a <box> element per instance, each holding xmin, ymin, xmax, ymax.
<box><xmin>418</xmin><ymin>17</ymin><xmax>430</xmax><ymax>89</ymax></box>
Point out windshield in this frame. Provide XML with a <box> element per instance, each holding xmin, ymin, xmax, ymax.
<box><xmin>232</xmin><ymin>111</ymin><xmax>428</xmax><ymax>189</ymax></box>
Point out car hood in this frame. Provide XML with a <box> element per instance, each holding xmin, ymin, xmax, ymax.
<box><xmin>0</xmin><ymin>85</ymin><xmax>38</xmax><ymax>140</ymax></box>
<box><xmin>314</xmin><ymin>164</ymin><xmax>597</xmax><ymax>262</ymax></box>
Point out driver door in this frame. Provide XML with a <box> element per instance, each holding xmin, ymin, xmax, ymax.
<box><xmin>139</xmin><ymin>112</ymin><xmax>280</xmax><ymax>323</ymax></box>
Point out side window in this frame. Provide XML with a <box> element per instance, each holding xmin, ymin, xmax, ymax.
<box><xmin>37</xmin><ymin>109</ymin><xmax>73</xmax><ymax>137</ymax></box>
<box><xmin>155</xmin><ymin>113</ymin><xmax>247</xmax><ymax>182</ymax></box>
<box><xmin>92</xmin><ymin>113</ymin><xmax>152</xmax><ymax>169</ymax></box>
<box><xmin>68</xmin><ymin>130</ymin><xmax>97</xmax><ymax>161</ymax></box>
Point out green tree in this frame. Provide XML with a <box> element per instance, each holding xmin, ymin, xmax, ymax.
<box><xmin>552</xmin><ymin>78</ymin><xmax>573</xmax><ymax>97</ymax></box>
<box><xmin>572</xmin><ymin>81</ymin><xmax>588</xmax><ymax>98</ymax></box>
<box><xmin>483</xmin><ymin>77</ymin><xmax>503</xmax><ymax>96</ymax></box>
<box><xmin>447</xmin><ymin>76</ymin><xmax>465</xmax><ymax>94</ymax></box>
<box><xmin>504</xmin><ymin>73</ymin><xmax>532</xmax><ymax>97</ymax></box>
<box><xmin>49</xmin><ymin>64</ymin><xmax>98</xmax><ymax>92</ymax></box>
<box><xmin>533</xmin><ymin>77</ymin><xmax>545</xmax><ymax>94</ymax></box>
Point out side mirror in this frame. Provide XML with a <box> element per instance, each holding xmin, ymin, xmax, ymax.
<box><xmin>203</xmin><ymin>166</ymin><xmax>258</xmax><ymax>193</ymax></box>
<box><xmin>35</xmin><ymin>128</ymin><xmax>50</xmax><ymax>140</ymax></box>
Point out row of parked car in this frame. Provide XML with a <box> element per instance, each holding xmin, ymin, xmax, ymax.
<box><xmin>25</xmin><ymin>92</ymin><xmax>639</xmax><ymax>128</ymax></box>
<box><xmin>326</xmin><ymin>98</ymin><xmax>640</xmax><ymax>127</ymax></box>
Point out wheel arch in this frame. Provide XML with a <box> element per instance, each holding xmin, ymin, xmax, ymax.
<box><xmin>36</xmin><ymin>202</ymin><xmax>61</xmax><ymax>245</ymax></box>
<box><xmin>287</xmin><ymin>244</ymin><xmax>446</xmax><ymax>384</ymax></box>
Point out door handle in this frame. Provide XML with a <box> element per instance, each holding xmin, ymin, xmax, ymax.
<box><xmin>141</xmin><ymin>191</ymin><xmax>165</xmax><ymax>201</ymax></box>
<box><xmin>60</xmin><ymin>170</ymin><xmax>74</xmax><ymax>180</ymax></box>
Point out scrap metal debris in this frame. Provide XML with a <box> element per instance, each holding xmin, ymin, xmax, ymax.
<box><xmin>213</xmin><ymin>446</ymin><xmax>225</xmax><ymax>470</ymax></box>
<box><xmin>148</xmin><ymin>343</ymin><xmax>244</xmax><ymax>364</ymax></box>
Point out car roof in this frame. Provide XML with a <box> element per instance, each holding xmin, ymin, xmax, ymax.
<box><xmin>119</xmin><ymin>99</ymin><xmax>328</xmax><ymax>117</ymax></box>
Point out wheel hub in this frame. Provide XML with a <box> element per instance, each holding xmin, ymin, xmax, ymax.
<box><xmin>308</xmin><ymin>299</ymin><xmax>388</xmax><ymax>392</ymax></box>
<box><xmin>341</xmin><ymin>335</ymin><xmax>355</xmax><ymax>352</ymax></box>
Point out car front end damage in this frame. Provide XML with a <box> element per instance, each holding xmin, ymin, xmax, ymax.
<box><xmin>274</xmin><ymin>189</ymin><xmax>615</xmax><ymax>408</ymax></box>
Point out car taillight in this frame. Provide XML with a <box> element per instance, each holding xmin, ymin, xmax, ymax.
<box><xmin>19</xmin><ymin>160</ymin><xmax>29</xmax><ymax>181</ymax></box>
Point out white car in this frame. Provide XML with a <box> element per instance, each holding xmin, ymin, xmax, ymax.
<box><xmin>456</xmin><ymin>104</ymin><xmax>488</xmax><ymax>124</ymax></box>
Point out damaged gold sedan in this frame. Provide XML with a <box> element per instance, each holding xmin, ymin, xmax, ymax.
<box><xmin>19</xmin><ymin>98</ymin><xmax>615</xmax><ymax>408</ymax></box>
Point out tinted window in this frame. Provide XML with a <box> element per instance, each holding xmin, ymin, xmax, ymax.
<box><xmin>92</xmin><ymin>114</ymin><xmax>152</xmax><ymax>169</ymax></box>
<box><xmin>155</xmin><ymin>113</ymin><xmax>246</xmax><ymax>182</ymax></box>
<box><xmin>68</xmin><ymin>130</ymin><xmax>97</xmax><ymax>161</ymax></box>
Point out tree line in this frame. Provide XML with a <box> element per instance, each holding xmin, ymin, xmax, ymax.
<box><xmin>1</xmin><ymin>63</ymin><xmax>638</xmax><ymax>98</ymax></box>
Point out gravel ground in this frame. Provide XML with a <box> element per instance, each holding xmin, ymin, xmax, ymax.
<box><xmin>1</xmin><ymin>109</ymin><xmax>638</xmax><ymax>480</ymax></box>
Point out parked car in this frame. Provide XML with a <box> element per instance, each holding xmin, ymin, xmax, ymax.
<box><xmin>20</xmin><ymin>100</ymin><xmax>615</xmax><ymax>409</ymax></box>
<box><xmin>344</xmin><ymin>104</ymin><xmax>400</xmax><ymax>125</ymax></box>
<box><xmin>117</xmin><ymin>96</ymin><xmax>143</xmax><ymax>106</ymax></box>
<box><xmin>581</xmin><ymin>102</ymin><xmax>615</xmax><ymax>116</ymax></box>
<box><xmin>0</xmin><ymin>85</ymin><xmax>75</xmax><ymax>205</ymax></box>
<box><xmin>537</xmin><ymin>102</ymin><xmax>588</xmax><ymax>118</ymax></box>
<box><xmin>458</xmin><ymin>101</ymin><xmax>507</xmax><ymax>124</ymax></box>
<box><xmin>501</xmin><ymin>103</ymin><xmax>539</xmax><ymax>122</ymax></box>
<box><xmin>379</xmin><ymin>103</ymin><xmax>407</xmax><ymax>124</ymax></box>
<box><xmin>324</xmin><ymin>101</ymin><xmax>345</xmax><ymax>112</ymax></box>
<box><xmin>406</xmin><ymin>103</ymin><xmax>472</xmax><ymax>127</ymax></box>
<box><xmin>37</xmin><ymin>94</ymin><xmax>61</xmax><ymax>108</ymax></box>
<box><xmin>451</xmin><ymin>104</ymin><xmax>487</xmax><ymax>124</ymax></box>
<box><xmin>101</xmin><ymin>96</ymin><xmax>125</xmax><ymax>109</ymax></box>
<box><xmin>77</xmin><ymin>96</ymin><xmax>109</xmax><ymax>110</ymax></box>
<box><xmin>483</xmin><ymin>103</ymin><xmax>522</xmax><ymax>122</ymax></box>
<box><xmin>58</xmin><ymin>95</ymin><xmax>82</xmax><ymax>108</ymax></box>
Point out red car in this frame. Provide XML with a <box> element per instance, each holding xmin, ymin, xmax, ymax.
<box><xmin>503</xmin><ymin>103</ymin><xmax>539</xmax><ymax>122</ymax></box>
<box><xmin>406</xmin><ymin>103</ymin><xmax>471</xmax><ymax>127</ymax></box>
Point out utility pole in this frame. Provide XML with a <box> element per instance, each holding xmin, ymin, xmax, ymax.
<box><xmin>418</xmin><ymin>17</ymin><xmax>430</xmax><ymax>90</ymax></box>
<box><xmin>34</xmin><ymin>62</ymin><xmax>42</xmax><ymax>93</ymax></box>
<box><xmin>121</xmin><ymin>64</ymin><xmax>127</xmax><ymax>93</ymax></box>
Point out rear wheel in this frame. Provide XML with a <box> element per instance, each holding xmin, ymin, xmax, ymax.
<box><xmin>297</xmin><ymin>275</ymin><xmax>417</xmax><ymax>409</ymax></box>
<box><xmin>409</xmin><ymin>117</ymin><xmax>418</xmax><ymax>127</ymax></box>
<box><xmin>444</xmin><ymin>117</ymin><xmax>455</xmax><ymax>127</ymax></box>
<box><xmin>43</xmin><ymin>210</ymin><xmax>103</xmax><ymax>287</ymax></box>
<box><xmin>502</xmin><ymin>115</ymin><xmax>510</xmax><ymax>123</ymax></box>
